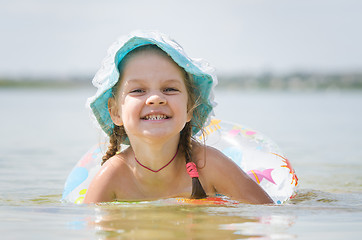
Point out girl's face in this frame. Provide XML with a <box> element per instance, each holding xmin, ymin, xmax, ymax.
<box><xmin>109</xmin><ymin>49</ymin><xmax>192</xmax><ymax>144</ymax></box>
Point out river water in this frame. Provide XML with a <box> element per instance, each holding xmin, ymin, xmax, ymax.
<box><xmin>0</xmin><ymin>87</ymin><xmax>361</xmax><ymax>239</ymax></box>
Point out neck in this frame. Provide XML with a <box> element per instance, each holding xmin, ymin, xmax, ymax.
<box><xmin>130</xmin><ymin>136</ymin><xmax>181</xmax><ymax>178</ymax></box>
<box><xmin>135</xmin><ymin>147</ymin><xmax>179</xmax><ymax>173</ymax></box>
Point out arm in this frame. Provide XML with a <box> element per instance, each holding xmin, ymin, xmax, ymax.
<box><xmin>201</xmin><ymin>147</ymin><xmax>274</xmax><ymax>204</ymax></box>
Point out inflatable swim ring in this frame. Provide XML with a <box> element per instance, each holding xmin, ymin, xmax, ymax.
<box><xmin>62</xmin><ymin>119</ymin><xmax>298</xmax><ymax>204</ymax></box>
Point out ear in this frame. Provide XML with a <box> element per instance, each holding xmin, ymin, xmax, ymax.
<box><xmin>108</xmin><ymin>98</ymin><xmax>123</xmax><ymax>126</ymax></box>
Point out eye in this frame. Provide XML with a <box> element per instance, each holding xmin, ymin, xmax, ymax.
<box><xmin>130</xmin><ymin>88</ymin><xmax>145</xmax><ymax>94</ymax></box>
<box><xmin>163</xmin><ymin>87</ymin><xmax>179</xmax><ymax>93</ymax></box>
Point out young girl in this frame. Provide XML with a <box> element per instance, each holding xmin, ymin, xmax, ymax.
<box><xmin>84</xmin><ymin>31</ymin><xmax>273</xmax><ymax>204</ymax></box>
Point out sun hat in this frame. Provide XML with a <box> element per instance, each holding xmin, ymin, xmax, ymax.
<box><xmin>87</xmin><ymin>30</ymin><xmax>217</xmax><ymax>140</ymax></box>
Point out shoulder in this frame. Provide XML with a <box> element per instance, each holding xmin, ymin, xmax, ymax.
<box><xmin>192</xmin><ymin>142</ymin><xmax>273</xmax><ymax>204</ymax></box>
<box><xmin>97</xmin><ymin>150</ymin><xmax>137</xmax><ymax>188</ymax></box>
<box><xmin>83</xmin><ymin>151</ymin><xmax>132</xmax><ymax>203</ymax></box>
<box><xmin>192</xmin><ymin>142</ymin><xmax>237</xmax><ymax>172</ymax></box>
<box><xmin>192</xmin><ymin>142</ymin><xmax>240</xmax><ymax>187</ymax></box>
<box><xmin>102</xmin><ymin>152</ymin><xmax>131</xmax><ymax>174</ymax></box>
<box><xmin>98</xmin><ymin>155</ymin><xmax>126</xmax><ymax>181</ymax></box>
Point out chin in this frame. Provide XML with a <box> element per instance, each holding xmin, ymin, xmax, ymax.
<box><xmin>142</xmin><ymin>130</ymin><xmax>180</xmax><ymax>142</ymax></box>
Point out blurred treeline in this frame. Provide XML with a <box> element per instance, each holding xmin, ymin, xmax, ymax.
<box><xmin>1</xmin><ymin>72</ymin><xmax>362</xmax><ymax>90</ymax></box>
<box><xmin>217</xmin><ymin>72</ymin><xmax>362</xmax><ymax>90</ymax></box>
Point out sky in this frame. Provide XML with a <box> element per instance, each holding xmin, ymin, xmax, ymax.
<box><xmin>0</xmin><ymin>0</ymin><xmax>361</xmax><ymax>78</ymax></box>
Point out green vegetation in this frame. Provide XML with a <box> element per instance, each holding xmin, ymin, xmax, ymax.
<box><xmin>0</xmin><ymin>77</ymin><xmax>91</xmax><ymax>89</ymax></box>
<box><xmin>217</xmin><ymin>72</ymin><xmax>362</xmax><ymax>90</ymax></box>
<box><xmin>1</xmin><ymin>72</ymin><xmax>362</xmax><ymax>90</ymax></box>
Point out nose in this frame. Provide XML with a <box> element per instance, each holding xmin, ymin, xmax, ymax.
<box><xmin>145</xmin><ymin>92</ymin><xmax>167</xmax><ymax>105</ymax></box>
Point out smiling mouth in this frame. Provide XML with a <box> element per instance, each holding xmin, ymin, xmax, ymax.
<box><xmin>142</xmin><ymin>114</ymin><xmax>170</xmax><ymax>120</ymax></box>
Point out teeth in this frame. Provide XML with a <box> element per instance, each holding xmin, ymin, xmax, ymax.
<box><xmin>144</xmin><ymin>114</ymin><xmax>167</xmax><ymax>120</ymax></box>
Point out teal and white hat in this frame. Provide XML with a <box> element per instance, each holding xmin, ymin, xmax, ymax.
<box><xmin>87</xmin><ymin>30</ymin><xmax>217</xmax><ymax>139</ymax></box>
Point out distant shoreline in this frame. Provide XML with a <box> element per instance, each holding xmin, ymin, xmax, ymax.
<box><xmin>0</xmin><ymin>78</ymin><xmax>93</xmax><ymax>89</ymax></box>
<box><xmin>217</xmin><ymin>72</ymin><xmax>362</xmax><ymax>90</ymax></box>
<box><xmin>1</xmin><ymin>72</ymin><xmax>362</xmax><ymax>90</ymax></box>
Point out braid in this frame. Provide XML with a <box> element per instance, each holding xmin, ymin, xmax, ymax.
<box><xmin>102</xmin><ymin>70</ymin><xmax>125</xmax><ymax>166</ymax></box>
<box><xmin>180</xmin><ymin>122</ymin><xmax>207</xmax><ymax>199</ymax></box>
<box><xmin>102</xmin><ymin>125</ymin><xmax>125</xmax><ymax>165</ymax></box>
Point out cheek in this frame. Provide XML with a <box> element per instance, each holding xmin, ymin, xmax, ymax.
<box><xmin>120</xmin><ymin>98</ymin><xmax>140</xmax><ymax>118</ymax></box>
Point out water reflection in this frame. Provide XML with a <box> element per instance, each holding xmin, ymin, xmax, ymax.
<box><xmin>91</xmin><ymin>203</ymin><xmax>296</xmax><ymax>239</ymax></box>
